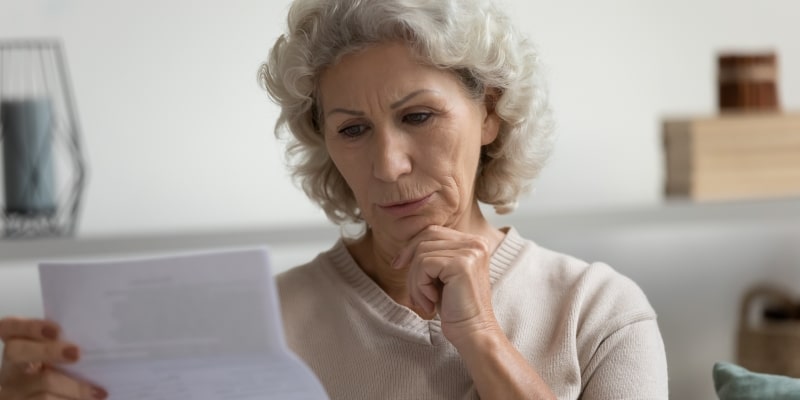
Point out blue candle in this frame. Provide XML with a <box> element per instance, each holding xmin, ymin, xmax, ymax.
<box><xmin>1</xmin><ymin>98</ymin><xmax>57</xmax><ymax>216</ymax></box>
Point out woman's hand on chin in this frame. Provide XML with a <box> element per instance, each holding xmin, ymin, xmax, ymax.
<box><xmin>392</xmin><ymin>225</ymin><xmax>501</xmax><ymax>346</ymax></box>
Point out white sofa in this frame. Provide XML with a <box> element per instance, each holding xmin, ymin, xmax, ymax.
<box><xmin>2</xmin><ymin>198</ymin><xmax>799</xmax><ymax>399</ymax></box>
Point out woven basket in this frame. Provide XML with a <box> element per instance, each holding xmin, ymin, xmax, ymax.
<box><xmin>736</xmin><ymin>286</ymin><xmax>800</xmax><ymax>377</ymax></box>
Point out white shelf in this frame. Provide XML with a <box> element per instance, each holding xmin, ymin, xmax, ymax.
<box><xmin>0</xmin><ymin>224</ymin><xmax>340</xmax><ymax>263</ymax></box>
<box><xmin>2</xmin><ymin>197</ymin><xmax>800</xmax><ymax>263</ymax></box>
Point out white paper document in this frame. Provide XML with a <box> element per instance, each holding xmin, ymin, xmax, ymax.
<box><xmin>39</xmin><ymin>247</ymin><xmax>329</xmax><ymax>400</ymax></box>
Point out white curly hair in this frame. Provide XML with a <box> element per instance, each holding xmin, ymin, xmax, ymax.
<box><xmin>259</xmin><ymin>0</ymin><xmax>554</xmax><ymax>224</ymax></box>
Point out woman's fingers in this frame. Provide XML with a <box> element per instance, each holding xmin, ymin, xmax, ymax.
<box><xmin>0</xmin><ymin>318</ymin><xmax>60</xmax><ymax>341</ymax></box>
<box><xmin>0</xmin><ymin>318</ymin><xmax>102</xmax><ymax>400</ymax></box>
<box><xmin>392</xmin><ymin>226</ymin><xmax>454</xmax><ymax>269</ymax></box>
<box><xmin>409</xmin><ymin>253</ymin><xmax>474</xmax><ymax>315</ymax></box>
<box><xmin>22</xmin><ymin>369</ymin><xmax>107</xmax><ymax>400</ymax></box>
<box><xmin>399</xmin><ymin>226</ymin><xmax>493</xmax><ymax>325</ymax></box>
<box><xmin>3</xmin><ymin>339</ymin><xmax>79</xmax><ymax>365</ymax></box>
<box><xmin>27</xmin><ymin>394</ymin><xmax>73</xmax><ymax>400</ymax></box>
<box><xmin>418</xmin><ymin>274</ymin><xmax>442</xmax><ymax>305</ymax></box>
<box><xmin>412</xmin><ymin>258</ymin><xmax>444</xmax><ymax>314</ymax></box>
<box><xmin>0</xmin><ymin>364</ymin><xmax>107</xmax><ymax>400</ymax></box>
<box><xmin>394</xmin><ymin>226</ymin><xmax>477</xmax><ymax>269</ymax></box>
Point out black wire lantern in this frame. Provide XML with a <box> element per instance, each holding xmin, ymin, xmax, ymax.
<box><xmin>0</xmin><ymin>39</ymin><xmax>87</xmax><ymax>238</ymax></box>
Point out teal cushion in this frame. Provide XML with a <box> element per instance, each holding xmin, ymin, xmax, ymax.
<box><xmin>714</xmin><ymin>362</ymin><xmax>800</xmax><ymax>400</ymax></box>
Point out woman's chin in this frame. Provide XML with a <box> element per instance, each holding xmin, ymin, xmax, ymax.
<box><xmin>372</xmin><ymin>214</ymin><xmax>444</xmax><ymax>243</ymax></box>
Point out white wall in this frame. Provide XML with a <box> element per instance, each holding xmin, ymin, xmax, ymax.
<box><xmin>1</xmin><ymin>0</ymin><xmax>797</xmax><ymax>236</ymax></box>
<box><xmin>1</xmin><ymin>0</ymin><xmax>323</xmax><ymax>235</ymax></box>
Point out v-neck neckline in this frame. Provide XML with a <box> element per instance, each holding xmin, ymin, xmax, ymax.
<box><xmin>322</xmin><ymin>227</ymin><xmax>526</xmax><ymax>345</ymax></box>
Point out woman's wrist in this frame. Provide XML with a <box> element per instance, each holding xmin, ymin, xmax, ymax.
<box><xmin>443</xmin><ymin>312</ymin><xmax>504</xmax><ymax>352</ymax></box>
<box><xmin>445</xmin><ymin>316</ymin><xmax>557</xmax><ymax>400</ymax></box>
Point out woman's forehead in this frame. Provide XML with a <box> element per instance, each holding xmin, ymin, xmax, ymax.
<box><xmin>318</xmin><ymin>44</ymin><xmax>461</xmax><ymax>110</ymax></box>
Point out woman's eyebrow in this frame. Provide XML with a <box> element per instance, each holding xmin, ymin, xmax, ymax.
<box><xmin>390</xmin><ymin>89</ymin><xmax>436</xmax><ymax>109</ymax></box>
<box><xmin>326</xmin><ymin>89</ymin><xmax>437</xmax><ymax>117</ymax></box>
<box><xmin>326</xmin><ymin>108</ymin><xmax>364</xmax><ymax>117</ymax></box>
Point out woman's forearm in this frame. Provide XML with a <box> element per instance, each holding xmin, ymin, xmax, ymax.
<box><xmin>452</xmin><ymin>327</ymin><xmax>557</xmax><ymax>400</ymax></box>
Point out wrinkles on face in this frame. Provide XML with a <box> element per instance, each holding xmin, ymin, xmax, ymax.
<box><xmin>319</xmin><ymin>42</ymin><xmax>493</xmax><ymax>246</ymax></box>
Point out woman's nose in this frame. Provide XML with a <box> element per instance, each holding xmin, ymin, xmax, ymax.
<box><xmin>371</xmin><ymin>125</ymin><xmax>412</xmax><ymax>182</ymax></box>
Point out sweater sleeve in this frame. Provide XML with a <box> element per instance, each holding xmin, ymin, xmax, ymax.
<box><xmin>567</xmin><ymin>262</ymin><xmax>669</xmax><ymax>400</ymax></box>
<box><xmin>579</xmin><ymin>317</ymin><xmax>669</xmax><ymax>399</ymax></box>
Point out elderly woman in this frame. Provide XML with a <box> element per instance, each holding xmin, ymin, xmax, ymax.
<box><xmin>0</xmin><ymin>0</ymin><xmax>667</xmax><ymax>399</ymax></box>
<box><xmin>263</xmin><ymin>0</ymin><xmax>669</xmax><ymax>398</ymax></box>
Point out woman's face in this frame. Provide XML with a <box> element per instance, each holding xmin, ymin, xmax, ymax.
<box><xmin>319</xmin><ymin>42</ymin><xmax>499</xmax><ymax>242</ymax></box>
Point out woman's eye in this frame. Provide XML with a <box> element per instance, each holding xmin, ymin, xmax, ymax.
<box><xmin>403</xmin><ymin>112</ymin><xmax>431</xmax><ymax>125</ymax></box>
<box><xmin>339</xmin><ymin>125</ymin><xmax>366</xmax><ymax>138</ymax></box>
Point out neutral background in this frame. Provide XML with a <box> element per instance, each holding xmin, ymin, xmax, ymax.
<box><xmin>1</xmin><ymin>0</ymin><xmax>798</xmax><ymax>236</ymax></box>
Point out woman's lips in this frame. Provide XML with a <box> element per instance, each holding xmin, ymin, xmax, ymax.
<box><xmin>378</xmin><ymin>194</ymin><xmax>433</xmax><ymax>217</ymax></box>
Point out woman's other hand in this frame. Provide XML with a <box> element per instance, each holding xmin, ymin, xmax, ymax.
<box><xmin>0</xmin><ymin>317</ymin><xmax>107</xmax><ymax>400</ymax></box>
<box><xmin>392</xmin><ymin>225</ymin><xmax>501</xmax><ymax>345</ymax></box>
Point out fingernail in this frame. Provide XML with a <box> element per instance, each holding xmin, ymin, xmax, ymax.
<box><xmin>92</xmin><ymin>387</ymin><xmax>108</xmax><ymax>399</ymax></box>
<box><xmin>41</xmin><ymin>325</ymin><xmax>59</xmax><ymax>340</ymax></box>
<box><xmin>63</xmin><ymin>346</ymin><xmax>79</xmax><ymax>361</ymax></box>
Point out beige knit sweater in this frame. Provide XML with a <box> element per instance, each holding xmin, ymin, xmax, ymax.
<box><xmin>277</xmin><ymin>228</ymin><xmax>668</xmax><ymax>399</ymax></box>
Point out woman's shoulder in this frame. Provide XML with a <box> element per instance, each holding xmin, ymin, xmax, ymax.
<box><xmin>276</xmin><ymin>247</ymin><xmax>336</xmax><ymax>302</ymax></box>
<box><xmin>273</xmin><ymin>242</ymin><xmax>347</xmax><ymax>334</ymax></box>
<box><xmin>506</xmin><ymin>229</ymin><xmax>656</xmax><ymax>324</ymax></box>
<box><xmin>274</xmin><ymin>237</ymin><xmax>361</xmax><ymax>312</ymax></box>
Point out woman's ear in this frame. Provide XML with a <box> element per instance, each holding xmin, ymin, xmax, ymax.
<box><xmin>481</xmin><ymin>88</ymin><xmax>501</xmax><ymax>145</ymax></box>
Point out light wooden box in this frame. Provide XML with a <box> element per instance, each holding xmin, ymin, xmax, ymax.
<box><xmin>663</xmin><ymin>112</ymin><xmax>800</xmax><ymax>201</ymax></box>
